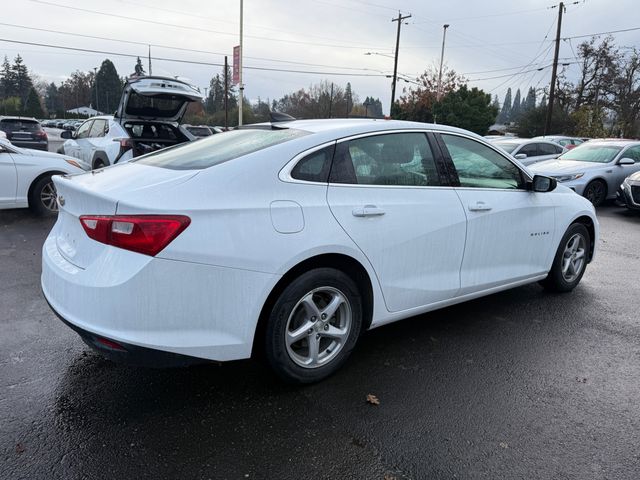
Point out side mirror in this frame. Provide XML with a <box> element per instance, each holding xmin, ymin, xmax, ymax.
<box><xmin>60</xmin><ymin>130</ymin><xmax>74</xmax><ymax>140</ymax></box>
<box><xmin>618</xmin><ymin>157</ymin><xmax>635</xmax><ymax>166</ymax></box>
<box><xmin>514</xmin><ymin>153</ymin><xmax>527</xmax><ymax>160</ymax></box>
<box><xmin>531</xmin><ymin>175</ymin><xmax>557</xmax><ymax>193</ymax></box>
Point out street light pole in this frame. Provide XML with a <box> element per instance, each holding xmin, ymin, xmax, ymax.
<box><xmin>437</xmin><ymin>24</ymin><xmax>450</xmax><ymax>101</ymax></box>
<box><xmin>390</xmin><ymin>11</ymin><xmax>411</xmax><ymax>117</ymax></box>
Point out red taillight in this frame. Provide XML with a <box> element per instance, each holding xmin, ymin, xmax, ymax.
<box><xmin>79</xmin><ymin>215</ymin><xmax>190</xmax><ymax>256</ymax></box>
<box><xmin>35</xmin><ymin>130</ymin><xmax>48</xmax><ymax>140</ymax></box>
<box><xmin>96</xmin><ymin>337</ymin><xmax>126</xmax><ymax>351</ymax></box>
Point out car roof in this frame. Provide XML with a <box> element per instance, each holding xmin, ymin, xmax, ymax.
<box><xmin>0</xmin><ymin>116</ymin><xmax>39</xmax><ymax>122</ymax></box>
<box><xmin>574</xmin><ymin>139</ymin><xmax>640</xmax><ymax>148</ymax></box>
<box><xmin>256</xmin><ymin>118</ymin><xmax>484</xmax><ymax>139</ymax></box>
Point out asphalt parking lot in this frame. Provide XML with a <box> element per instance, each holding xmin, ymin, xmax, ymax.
<box><xmin>1</xmin><ymin>205</ymin><xmax>639</xmax><ymax>479</ymax></box>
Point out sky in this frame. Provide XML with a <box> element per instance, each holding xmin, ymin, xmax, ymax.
<box><xmin>1</xmin><ymin>0</ymin><xmax>639</xmax><ymax>114</ymax></box>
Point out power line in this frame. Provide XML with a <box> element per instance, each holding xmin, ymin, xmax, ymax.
<box><xmin>412</xmin><ymin>6</ymin><xmax>551</xmax><ymax>23</ymax></box>
<box><xmin>0</xmin><ymin>38</ymin><xmax>389</xmax><ymax>77</ymax></box>
<box><xmin>0</xmin><ymin>21</ymin><xmax>386</xmax><ymax>74</ymax></box>
<box><xmin>26</xmin><ymin>0</ymin><xmax>390</xmax><ymax>50</ymax></box>
<box><xmin>562</xmin><ymin>26</ymin><xmax>640</xmax><ymax>40</ymax></box>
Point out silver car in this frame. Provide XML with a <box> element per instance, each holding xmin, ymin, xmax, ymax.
<box><xmin>533</xmin><ymin>135</ymin><xmax>585</xmax><ymax>150</ymax></box>
<box><xmin>489</xmin><ymin>138</ymin><xmax>565</xmax><ymax>166</ymax></box>
<box><xmin>530</xmin><ymin>140</ymin><xmax>640</xmax><ymax>206</ymax></box>
<box><xmin>616</xmin><ymin>171</ymin><xmax>640</xmax><ymax>211</ymax></box>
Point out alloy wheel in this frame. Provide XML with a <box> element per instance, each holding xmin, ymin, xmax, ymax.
<box><xmin>40</xmin><ymin>181</ymin><xmax>58</xmax><ymax>213</ymax></box>
<box><xmin>284</xmin><ymin>287</ymin><xmax>352</xmax><ymax>368</ymax></box>
<box><xmin>561</xmin><ymin>233</ymin><xmax>586</xmax><ymax>282</ymax></box>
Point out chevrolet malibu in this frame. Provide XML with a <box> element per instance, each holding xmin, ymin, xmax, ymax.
<box><xmin>42</xmin><ymin>119</ymin><xmax>598</xmax><ymax>383</ymax></box>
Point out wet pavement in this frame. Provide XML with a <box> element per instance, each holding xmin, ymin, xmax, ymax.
<box><xmin>1</xmin><ymin>206</ymin><xmax>639</xmax><ymax>479</ymax></box>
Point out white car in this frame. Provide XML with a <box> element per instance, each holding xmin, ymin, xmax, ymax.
<box><xmin>0</xmin><ymin>138</ymin><xmax>85</xmax><ymax>215</ymax></box>
<box><xmin>489</xmin><ymin>138</ymin><xmax>565</xmax><ymax>166</ymax></box>
<box><xmin>59</xmin><ymin>76</ymin><xmax>203</xmax><ymax>169</ymax></box>
<box><xmin>42</xmin><ymin>119</ymin><xmax>598</xmax><ymax>383</ymax></box>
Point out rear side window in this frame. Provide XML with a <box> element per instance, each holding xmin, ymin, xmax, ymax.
<box><xmin>518</xmin><ymin>143</ymin><xmax>538</xmax><ymax>157</ymax></box>
<box><xmin>291</xmin><ymin>145</ymin><xmax>335</xmax><ymax>182</ymax></box>
<box><xmin>89</xmin><ymin>119</ymin><xmax>107</xmax><ymax>138</ymax></box>
<box><xmin>331</xmin><ymin>132</ymin><xmax>441</xmax><ymax>186</ymax></box>
<box><xmin>539</xmin><ymin>143</ymin><xmax>561</xmax><ymax>155</ymax></box>
<box><xmin>135</xmin><ymin>128</ymin><xmax>310</xmax><ymax>170</ymax></box>
<box><xmin>0</xmin><ymin>119</ymin><xmax>42</xmax><ymax>132</ymax></box>
<box><xmin>75</xmin><ymin>120</ymin><xmax>93</xmax><ymax>139</ymax></box>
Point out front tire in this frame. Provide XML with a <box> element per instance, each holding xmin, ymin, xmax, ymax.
<box><xmin>29</xmin><ymin>175</ymin><xmax>58</xmax><ymax>217</ymax></box>
<box><xmin>540</xmin><ymin>223</ymin><xmax>590</xmax><ymax>292</ymax></box>
<box><xmin>583</xmin><ymin>180</ymin><xmax>607</xmax><ymax>207</ymax></box>
<box><xmin>264</xmin><ymin>268</ymin><xmax>363</xmax><ymax>384</ymax></box>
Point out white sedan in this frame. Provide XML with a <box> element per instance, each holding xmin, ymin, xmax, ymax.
<box><xmin>0</xmin><ymin>138</ymin><xmax>85</xmax><ymax>215</ymax></box>
<box><xmin>41</xmin><ymin>119</ymin><xmax>598</xmax><ymax>383</ymax></box>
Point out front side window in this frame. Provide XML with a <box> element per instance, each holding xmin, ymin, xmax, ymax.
<box><xmin>88</xmin><ymin>119</ymin><xmax>107</xmax><ymax>138</ymax></box>
<box><xmin>332</xmin><ymin>132</ymin><xmax>441</xmax><ymax>186</ymax></box>
<box><xmin>75</xmin><ymin>120</ymin><xmax>93</xmax><ymax>139</ymax></box>
<box><xmin>518</xmin><ymin>143</ymin><xmax>538</xmax><ymax>157</ymax></box>
<box><xmin>441</xmin><ymin>134</ymin><xmax>524</xmax><ymax>190</ymax></box>
<box><xmin>621</xmin><ymin>145</ymin><xmax>640</xmax><ymax>163</ymax></box>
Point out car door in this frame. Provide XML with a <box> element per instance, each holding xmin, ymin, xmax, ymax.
<box><xmin>0</xmin><ymin>146</ymin><xmax>18</xmax><ymax>206</ymax></box>
<box><xmin>85</xmin><ymin>119</ymin><xmax>107</xmax><ymax>164</ymax></box>
<box><xmin>537</xmin><ymin>142</ymin><xmax>563</xmax><ymax>162</ymax></box>
<box><xmin>327</xmin><ymin>131</ymin><xmax>467</xmax><ymax>313</ymax></box>
<box><xmin>516</xmin><ymin>143</ymin><xmax>539</xmax><ymax>165</ymax></box>
<box><xmin>436</xmin><ymin>133</ymin><xmax>556</xmax><ymax>295</ymax></box>
<box><xmin>66</xmin><ymin>120</ymin><xmax>93</xmax><ymax>160</ymax></box>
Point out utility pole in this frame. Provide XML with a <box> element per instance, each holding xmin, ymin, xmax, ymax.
<box><xmin>390</xmin><ymin>11</ymin><xmax>411</xmax><ymax>117</ymax></box>
<box><xmin>93</xmin><ymin>66</ymin><xmax>99</xmax><ymax>113</ymax></box>
<box><xmin>148</xmin><ymin>45</ymin><xmax>152</xmax><ymax>75</ymax></box>
<box><xmin>328</xmin><ymin>82</ymin><xmax>334</xmax><ymax>118</ymax></box>
<box><xmin>545</xmin><ymin>2</ymin><xmax>564</xmax><ymax>135</ymax></box>
<box><xmin>238</xmin><ymin>0</ymin><xmax>244</xmax><ymax>126</ymax></box>
<box><xmin>436</xmin><ymin>24</ymin><xmax>450</xmax><ymax>101</ymax></box>
<box><xmin>224</xmin><ymin>55</ymin><xmax>229</xmax><ymax>130</ymax></box>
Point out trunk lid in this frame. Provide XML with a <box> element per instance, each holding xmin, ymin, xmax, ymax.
<box><xmin>114</xmin><ymin>76</ymin><xmax>204</xmax><ymax>124</ymax></box>
<box><xmin>53</xmin><ymin>163</ymin><xmax>198</xmax><ymax>269</ymax></box>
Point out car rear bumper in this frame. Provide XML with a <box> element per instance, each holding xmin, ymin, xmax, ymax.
<box><xmin>11</xmin><ymin>140</ymin><xmax>48</xmax><ymax>150</ymax></box>
<box><xmin>41</xmin><ymin>226</ymin><xmax>279</xmax><ymax>363</ymax></box>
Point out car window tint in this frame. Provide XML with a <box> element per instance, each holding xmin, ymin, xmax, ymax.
<box><xmin>88</xmin><ymin>119</ymin><xmax>106</xmax><ymax>138</ymax></box>
<box><xmin>441</xmin><ymin>134</ymin><xmax>524</xmax><ymax>190</ymax></box>
<box><xmin>291</xmin><ymin>144</ymin><xmax>335</xmax><ymax>182</ymax></box>
<box><xmin>558</xmin><ymin>139</ymin><xmax>571</xmax><ymax>146</ymax></box>
<box><xmin>333</xmin><ymin>133</ymin><xmax>440</xmax><ymax>186</ymax></box>
<box><xmin>539</xmin><ymin>143</ymin><xmax>559</xmax><ymax>155</ymax></box>
<box><xmin>623</xmin><ymin>146</ymin><xmax>640</xmax><ymax>162</ymax></box>
<box><xmin>135</xmin><ymin>128</ymin><xmax>309</xmax><ymax>170</ymax></box>
<box><xmin>75</xmin><ymin>120</ymin><xmax>93</xmax><ymax>139</ymax></box>
<box><xmin>518</xmin><ymin>144</ymin><xmax>538</xmax><ymax>157</ymax></box>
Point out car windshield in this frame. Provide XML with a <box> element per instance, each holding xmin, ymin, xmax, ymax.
<box><xmin>559</xmin><ymin>145</ymin><xmax>622</xmax><ymax>163</ymax></box>
<box><xmin>0</xmin><ymin>119</ymin><xmax>41</xmax><ymax>132</ymax></box>
<box><xmin>493</xmin><ymin>142</ymin><xmax>519</xmax><ymax>153</ymax></box>
<box><xmin>134</xmin><ymin>128</ymin><xmax>310</xmax><ymax>170</ymax></box>
<box><xmin>125</xmin><ymin>91</ymin><xmax>188</xmax><ymax>118</ymax></box>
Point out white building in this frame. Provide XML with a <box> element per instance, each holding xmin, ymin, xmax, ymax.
<box><xmin>66</xmin><ymin>106</ymin><xmax>103</xmax><ymax>116</ymax></box>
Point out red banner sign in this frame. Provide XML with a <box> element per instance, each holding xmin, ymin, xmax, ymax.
<box><xmin>233</xmin><ymin>45</ymin><xmax>240</xmax><ymax>85</ymax></box>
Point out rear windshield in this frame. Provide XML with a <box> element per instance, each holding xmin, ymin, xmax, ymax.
<box><xmin>125</xmin><ymin>92</ymin><xmax>188</xmax><ymax>118</ymax></box>
<box><xmin>0</xmin><ymin>119</ymin><xmax>42</xmax><ymax>132</ymax></box>
<box><xmin>493</xmin><ymin>142</ymin><xmax>519</xmax><ymax>153</ymax></box>
<box><xmin>559</xmin><ymin>145</ymin><xmax>622</xmax><ymax>163</ymax></box>
<box><xmin>134</xmin><ymin>128</ymin><xmax>310</xmax><ymax>170</ymax></box>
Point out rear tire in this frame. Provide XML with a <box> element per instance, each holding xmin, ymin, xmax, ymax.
<box><xmin>540</xmin><ymin>223</ymin><xmax>590</xmax><ymax>293</ymax></box>
<box><xmin>29</xmin><ymin>175</ymin><xmax>58</xmax><ymax>217</ymax></box>
<box><xmin>264</xmin><ymin>268</ymin><xmax>363</xmax><ymax>384</ymax></box>
<box><xmin>583</xmin><ymin>180</ymin><xmax>607</xmax><ymax>207</ymax></box>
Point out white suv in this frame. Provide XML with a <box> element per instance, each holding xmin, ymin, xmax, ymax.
<box><xmin>60</xmin><ymin>76</ymin><xmax>203</xmax><ymax>170</ymax></box>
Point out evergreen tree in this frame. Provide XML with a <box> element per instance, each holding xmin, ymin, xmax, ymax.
<box><xmin>24</xmin><ymin>87</ymin><xmax>44</xmax><ymax>117</ymax></box>
<box><xmin>497</xmin><ymin>88</ymin><xmax>512</xmax><ymax>123</ymax></box>
<box><xmin>523</xmin><ymin>87</ymin><xmax>536</xmax><ymax>112</ymax></box>
<box><xmin>92</xmin><ymin>59</ymin><xmax>123</xmax><ymax>113</ymax></box>
<box><xmin>12</xmin><ymin>55</ymin><xmax>34</xmax><ymax>104</ymax></box>
<box><xmin>45</xmin><ymin>82</ymin><xmax>60</xmax><ymax>114</ymax></box>
<box><xmin>206</xmin><ymin>64</ymin><xmax>236</xmax><ymax>114</ymax></box>
<box><xmin>510</xmin><ymin>88</ymin><xmax>522</xmax><ymax>122</ymax></box>
<box><xmin>0</xmin><ymin>56</ymin><xmax>16</xmax><ymax>98</ymax></box>
<box><xmin>134</xmin><ymin>57</ymin><xmax>145</xmax><ymax>76</ymax></box>
<box><xmin>539</xmin><ymin>93</ymin><xmax>547</xmax><ymax>108</ymax></box>
<box><xmin>491</xmin><ymin>95</ymin><xmax>500</xmax><ymax>117</ymax></box>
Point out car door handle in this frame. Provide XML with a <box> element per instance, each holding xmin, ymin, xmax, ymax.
<box><xmin>352</xmin><ymin>205</ymin><xmax>386</xmax><ymax>217</ymax></box>
<box><xmin>468</xmin><ymin>201</ymin><xmax>492</xmax><ymax>212</ymax></box>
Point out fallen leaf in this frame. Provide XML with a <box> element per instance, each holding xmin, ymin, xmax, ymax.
<box><xmin>366</xmin><ymin>394</ymin><xmax>380</xmax><ymax>405</ymax></box>
<box><xmin>15</xmin><ymin>443</ymin><xmax>25</xmax><ymax>454</ymax></box>
<box><xmin>499</xmin><ymin>442</ymin><xmax>509</xmax><ymax>449</ymax></box>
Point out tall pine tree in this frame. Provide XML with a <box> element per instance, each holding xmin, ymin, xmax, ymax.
<box><xmin>497</xmin><ymin>88</ymin><xmax>512</xmax><ymax>123</ymax></box>
<box><xmin>510</xmin><ymin>88</ymin><xmax>522</xmax><ymax>122</ymax></box>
